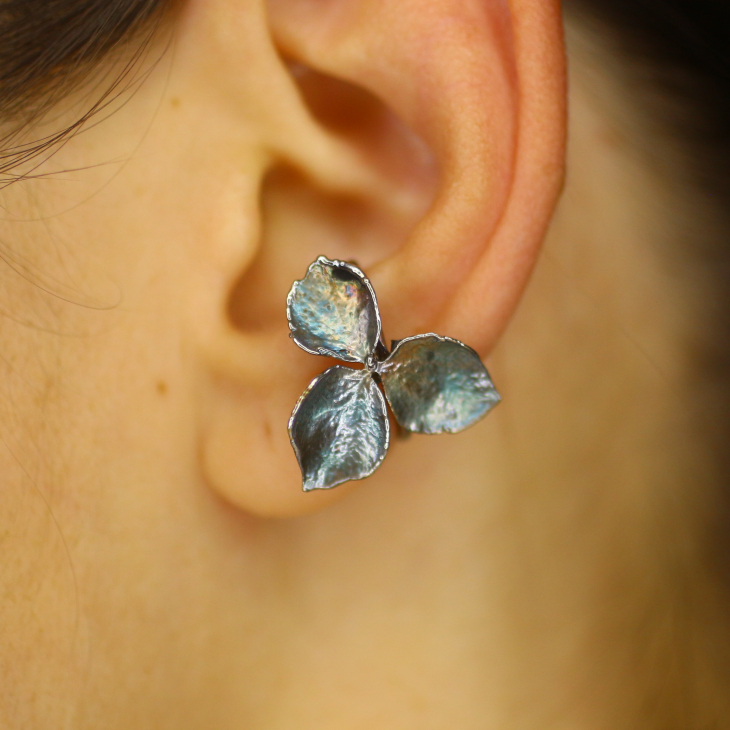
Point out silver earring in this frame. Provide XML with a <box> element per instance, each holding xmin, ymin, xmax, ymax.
<box><xmin>287</xmin><ymin>256</ymin><xmax>501</xmax><ymax>491</ymax></box>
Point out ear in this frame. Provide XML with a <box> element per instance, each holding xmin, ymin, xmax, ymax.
<box><xmin>176</xmin><ymin>0</ymin><xmax>566</xmax><ymax>517</ymax></box>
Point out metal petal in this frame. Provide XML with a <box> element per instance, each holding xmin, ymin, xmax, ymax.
<box><xmin>379</xmin><ymin>334</ymin><xmax>500</xmax><ymax>434</ymax></box>
<box><xmin>287</xmin><ymin>257</ymin><xmax>381</xmax><ymax>363</ymax></box>
<box><xmin>289</xmin><ymin>365</ymin><xmax>389</xmax><ymax>491</ymax></box>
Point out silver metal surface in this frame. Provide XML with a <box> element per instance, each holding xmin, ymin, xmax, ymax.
<box><xmin>287</xmin><ymin>257</ymin><xmax>381</xmax><ymax>363</ymax></box>
<box><xmin>379</xmin><ymin>334</ymin><xmax>501</xmax><ymax>434</ymax></box>
<box><xmin>288</xmin><ymin>365</ymin><xmax>390</xmax><ymax>491</ymax></box>
<box><xmin>287</xmin><ymin>257</ymin><xmax>501</xmax><ymax>491</ymax></box>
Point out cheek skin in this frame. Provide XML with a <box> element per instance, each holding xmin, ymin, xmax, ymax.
<box><xmin>0</xmin><ymin>34</ymin><xmax>272</xmax><ymax>729</ymax></box>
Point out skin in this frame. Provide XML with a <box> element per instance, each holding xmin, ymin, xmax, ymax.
<box><xmin>0</xmin><ymin>1</ymin><xmax>728</xmax><ymax>728</ymax></box>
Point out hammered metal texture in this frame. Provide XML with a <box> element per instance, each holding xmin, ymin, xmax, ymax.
<box><xmin>287</xmin><ymin>257</ymin><xmax>380</xmax><ymax>363</ymax></box>
<box><xmin>380</xmin><ymin>334</ymin><xmax>501</xmax><ymax>434</ymax></box>
<box><xmin>289</xmin><ymin>365</ymin><xmax>389</xmax><ymax>491</ymax></box>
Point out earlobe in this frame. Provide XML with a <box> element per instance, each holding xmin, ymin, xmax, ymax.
<box><xmin>180</xmin><ymin>0</ymin><xmax>565</xmax><ymax>517</ymax></box>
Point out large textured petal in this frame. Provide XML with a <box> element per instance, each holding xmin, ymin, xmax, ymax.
<box><xmin>379</xmin><ymin>334</ymin><xmax>500</xmax><ymax>434</ymax></box>
<box><xmin>289</xmin><ymin>365</ymin><xmax>389</xmax><ymax>491</ymax></box>
<box><xmin>287</xmin><ymin>257</ymin><xmax>381</xmax><ymax>363</ymax></box>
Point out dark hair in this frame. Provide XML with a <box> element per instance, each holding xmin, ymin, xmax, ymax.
<box><xmin>0</xmin><ymin>0</ymin><xmax>170</xmax><ymax>182</ymax></box>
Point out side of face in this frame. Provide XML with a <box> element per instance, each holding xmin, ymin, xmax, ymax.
<box><xmin>3</xmin><ymin>1</ymin><xmax>728</xmax><ymax>727</ymax></box>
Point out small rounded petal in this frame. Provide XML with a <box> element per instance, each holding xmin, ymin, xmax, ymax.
<box><xmin>287</xmin><ymin>257</ymin><xmax>381</xmax><ymax>363</ymax></box>
<box><xmin>379</xmin><ymin>335</ymin><xmax>500</xmax><ymax>434</ymax></box>
<box><xmin>289</xmin><ymin>365</ymin><xmax>389</xmax><ymax>491</ymax></box>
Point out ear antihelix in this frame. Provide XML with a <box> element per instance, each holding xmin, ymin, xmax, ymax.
<box><xmin>286</xmin><ymin>257</ymin><xmax>501</xmax><ymax>491</ymax></box>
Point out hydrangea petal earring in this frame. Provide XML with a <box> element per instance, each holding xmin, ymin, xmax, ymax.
<box><xmin>287</xmin><ymin>257</ymin><xmax>501</xmax><ymax>491</ymax></box>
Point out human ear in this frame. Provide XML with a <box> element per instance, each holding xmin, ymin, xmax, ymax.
<box><xmin>176</xmin><ymin>0</ymin><xmax>566</xmax><ymax>517</ymax></box>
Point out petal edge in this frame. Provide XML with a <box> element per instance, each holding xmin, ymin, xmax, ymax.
<box><xmin>287</xmin><ymin>257</ymin><xmax>381</xmax><ymax>363</ymax></box>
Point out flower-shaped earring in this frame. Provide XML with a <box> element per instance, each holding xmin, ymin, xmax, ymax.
<box><xmin>287</xmin><ymin>256</ymin><xmax>501</xmax><ymax>491</ymax></box>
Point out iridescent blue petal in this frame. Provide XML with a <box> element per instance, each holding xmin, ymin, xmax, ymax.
<box><xmin>287</xmin><ymin>257</ymin><xmax>381</xmax><ymax>363</ymax></box>
<box><xmin>289</xmin><ymin>365</ymin><xmax>389</xmax><ymax>491</ymax></box>
<box><xmin>379</xmin><ymin>334</ymin><xmax>500</xmax><ymax>434</ymax></box>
